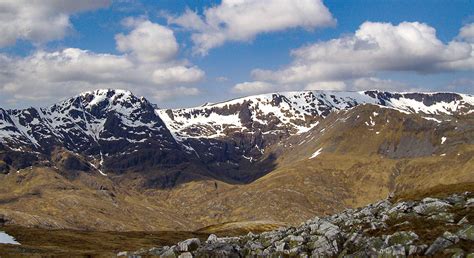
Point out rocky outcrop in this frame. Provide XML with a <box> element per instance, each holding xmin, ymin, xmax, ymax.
<box><xmin>119</xmin><ymin>192</ymin><xmax>474</xmax><ymax>257</ymax></box>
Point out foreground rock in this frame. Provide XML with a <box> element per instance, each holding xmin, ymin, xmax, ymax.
<box><xmin>119</xmin><ymin>192</ymin><xmax>474</xmax><ymax>257</ymax></box>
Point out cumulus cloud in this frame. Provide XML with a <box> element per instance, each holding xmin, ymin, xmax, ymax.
<box><xmin>0</xmin><ymin>19</ymin><xmax>204</xmax><ymax>106</ymax></box>
<box><xmin>232</xmin><ymin>81</ymin><xmax>274</xmax><ymax>95</ymax></box>
<box><xmin>169</xmin><ymin>0</ymin><xmax>335</xmax><ymax>55</ymax></box>
<box><xmin>253</xmin><ymin>21</ymin><xmax>474</xmax><ymax>85</ymax></box>
<box><xmin>447</xmin><ymin>78</ymin><xmax>474</xmax><ymax>92</ymax></box>
<box><xmin>153</xmin><ymin>86</ymin><xmax>201</xmax><ymax>102</ymax></box>
<box><xmin>152</xmin><ymin>66</ymin><xmax>205</xmax><ymax>85</ymax></box>
<box><xmin>231</xmin><ymin>77</ymin><xmax>413</xmax><ymax>95</ymax></box>
<box><xmin>0</xmin><ymin>0</ymin><xmax>110</xmax><ymax>47</ymax></box>
<box><xmin>459</xmin><ymin>23</ymin><xmax>474</xmax><ymax>43</ymax></box>
<box><xmin>352</xmin><ymin>77</ymin><xmax>412</xmax><ymax>91</ymax></box>
<box><xmin>116</xmin><ymin>18</ymin><xmax>179</xmax><ymax>63</ymax></box>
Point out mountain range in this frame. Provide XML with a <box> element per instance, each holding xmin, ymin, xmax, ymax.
<box><xmin>0</xmin><ymin>89</ymin><xmax>473</xmax><ymax>231</ymax></box>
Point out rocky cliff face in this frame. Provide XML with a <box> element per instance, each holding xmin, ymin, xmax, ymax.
<box><xmin>119</xmin><ymin>192</ymin><xmax>474</xmax><ymax>257</ymax></box>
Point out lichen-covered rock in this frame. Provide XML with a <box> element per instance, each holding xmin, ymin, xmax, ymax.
<box><xmin>274</xmin><ymin>241</ymin><xmax>286</xmax><ymax>252</ymax></box>
<box><xmin>381</xmin><ymin>244</ymin><xmax>406</xmax><ymax>256</ymax></box>
<box><xmin>458</xmin><ymin>216</ymin><xmax>470</xmax><ymax>225</ymax></box>
<box><xmin>408</xmin><ymin>244</ymin><xmax>427</xmax><ymax>255</ymax></box>
<box><xmin>196</xmin><ymin>242</ymin><xmax>241</xmax><ymax>257</ymax></box>
<box><xmin>425</xmin><ymin>231</ymin><xmax>459</xmax><ymax>255</ymax></box>
<box><xmin>287</xmin><ymin>234</ymin><xmax>305</xmax><ymax>248</ymax></box>
<box><xmin>178</xmin><ymin>252</ymin><xmax>193</xmax><ymax>258</ymax></box>
<box><xmin>413</xmin><ymin>198</ymin><xmax>452</xmax><ymax>215</ymax></box>
<box><xmin>161</xmin><ymin>245</ymin><xmax>179</xmax><ymax>257</ymax></box>
<box><xmin>457</xmin><ymin>225</ymin><xmax>474</xmax><ymax>241</ymax></box>
<box><xmin>310</xmin><ymin>236</ymin><xmax>338</xmax><ymax>256</ymax></box>
<box><xmin>429</xmin><ymin>212</ymin><xmax>455</xmax><ymax>222</ymax></box>
<box><xmin>385</xmin><ymin>231</ymin><xmax>418</xmax><ymax>246</ymax></box>
<box><xmin>444</xmin><ymin>248</ymin><xmax>465</xmax><ymax>258</ymax></box>
<box><xmin>177</xmin><ymin>238</ymin><xmax>201</xmax><ymax>252</ymax></box>
<box><xmin>466</xmin><ymin>198</ymin><xmax>474</xmax><ymax>207</ymax></box>
<box><xmin>206</xmin><ymin>234</ymin><xmax>219</xmax><ymax>244</ymax></box>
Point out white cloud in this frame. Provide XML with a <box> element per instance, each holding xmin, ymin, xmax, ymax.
<box><xmin>169</xmin><ymin>0</ymin><xmax>335</xmax><ymax>55</ymax></box>
<box><xmin>153</xmin><ymin>87</ymin><xmax>200</xmax><ymax>101</ymax></box>
<box><xmin>216</xmin><ymin>76</ymin><xmax>229</xmax><ymax>82</ymax></box>
<box><xmin>305</xmin><ymin>81</ymin><xmax>346</xmax><ymax>91</ymax></box>
<box><xmin>352</xmin><ymin>77</ymin><xmax>412</xmax><ymax>91</ymax></box>
<box><xmin>447</xmin><ymin>78</ymin><xmax>474</xmax><ymax>91</ymax></box>
<box><xmin>0</xmin><ymin>0</ymin><xmax>110</xmax><ymax>47</ymax></box>
<box><xmin>459</xmin><ymin>23</ymin><xmax>474</xmax><ymax>43</ymax></box>
<box><xmin>116</xmin><ymin>18</ymin><xmax>179</xmax><ymax>63</ymax></box>
<box><xmin>152</xmin><ymin>66</ymin><xmax>205</xmax><ymax>85</ymax></box>
<box><xmin>0</xmin><ymin>19</ymin><xmax>205</xmax><ymax>106</ymax></box>
<box><xmin>253</xmin><ymin>22</ymin><xmax>474</xmax><ymax>85</ymax></box>
<box><xmin>232</xmin><ymin>81</ymin><xmax>274</xmax><ymax>94</ymax></box>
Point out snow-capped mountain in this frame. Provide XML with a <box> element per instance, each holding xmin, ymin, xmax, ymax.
<box><xmin>157</xmin><ymin>90</ymin><xmax>474</xmax><ymax>167</ymax></box>
<box><xmin>0</xmin><ymin>89</ymin><xmax>184</xmax><ymax>172</ymax></box>
<box><xmin>0</xmin><ymin>89</ymin><xmax>473</xmax><ymax>177</ymax></box>
<box><xmin>159</xmin><ymin>90</ymin><xmax>474</xmax><ymax>140</ymax></box>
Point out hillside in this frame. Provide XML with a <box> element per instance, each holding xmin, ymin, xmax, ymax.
<box><xmin>119</xmin><ymin>191</ymin><xmax>474</xmax><ymax>257</ymax></box>
<box><xmin>0</xmin><ymin>89</ymin><xmax>473</xmax><ymax>231</ymax></box>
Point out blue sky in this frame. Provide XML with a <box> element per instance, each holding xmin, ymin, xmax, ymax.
<box><xmin>0</xmin><ymin>0</ymin><xmax>473</xmax><ymax>108</ymax></box>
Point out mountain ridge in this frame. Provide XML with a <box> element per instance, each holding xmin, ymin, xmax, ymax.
<box><xmin>0</xmin><ymin>88</ymin><xmax>473</xmax><ymax>232</ymax></box>
<box><xmin>1</xmin><ymin>88</ymin><xmax>473</xmax><ymax>176</ymax></box>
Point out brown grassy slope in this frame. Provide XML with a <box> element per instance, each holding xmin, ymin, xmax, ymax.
<box><xmin>264</xmin><ymin>105</ymin><xmax>474</xmax><ymax>203</ymax></box>
<box><xmin>0</xmin><ymin>167</ymin><xmax>193</xmax><ymax>231</ymax></box>
<box><xmin>0</xmin><ymin>225</ymin><xmax>209</xmax><ymax>257</ymax></box>
<box><xmin>394</xmin><ymin>181</ymin><xmax>474</xmax><ymax>202</ymax></box>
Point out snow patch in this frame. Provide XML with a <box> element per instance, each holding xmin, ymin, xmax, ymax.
<box><xmin>309</xmin><ymin>148</ymin><xmax>323</xmax><ymax>159</ymax></box>
<box><xmin>242</xmin><ymin>155</ymin><xmax>254</xmax><ymax>162</ymax></box>
<box><xmin>423</xmin><ymin>117</ymin><xmax>442</xmax><ymax>123</ymax></box>
<box><xmin>441</xmin><ymin>137</ymin><xmax>447</xmax><ymax>144</ymax></box>
<box><xmin>0</xmin><ymin>232</ymin><xmax>20</xmax><ymax>245</ymax></box>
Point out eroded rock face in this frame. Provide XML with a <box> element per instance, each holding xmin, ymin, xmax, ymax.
<box><xmin>119</xmin><ymin>192</ymin><xmax>474</xmax><ymax>257</ymax></box>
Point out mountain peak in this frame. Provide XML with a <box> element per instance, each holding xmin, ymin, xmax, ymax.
<box><xmin>44</xmin><ymin>89</ymin><xmax>152</xmax><ymax>120</ymax></box>
<box><xmin>77</xmin><ymin>89</ymin><xmax>142</xmax><ymax>108</ymax></box>
<box><xmin>79</xmin><ymin>89</ymin><xmax>134</xmax><ymax>100</ymax></box>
